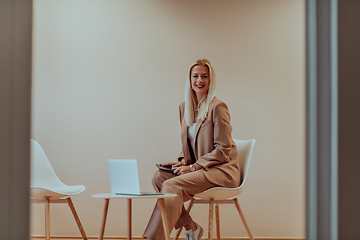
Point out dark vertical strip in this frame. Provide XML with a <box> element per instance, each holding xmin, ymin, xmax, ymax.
<box><xmin>316</xmin><ymin>0</ymin><xmax>338</xmax><ymax>239</ymax></box>
<box><xmin>307</xmin><ymin>0</ymin><xmax>338</xmax><ymax>239</ymax></box>
<box><xmin>0</xmin><ymin>0</ymin><xmax>32</xmax><ymax>239</ymax></box>
<box><xmin>306</xmin><ymin>0</ymin><xmax>318</xmax><ymax>238</ymax></box>
<box><xmin>338</xmin><ymin>0</ymin><xmax>360</xmax><ymax>239</ymax></box>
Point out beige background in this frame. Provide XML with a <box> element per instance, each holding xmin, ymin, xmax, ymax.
<box><xmin>31</xmin><ymin>0</ymin><xmax>305</xmax><ymax>238</ymax></box>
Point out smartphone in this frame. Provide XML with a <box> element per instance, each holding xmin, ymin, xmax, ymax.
<box><xmin>156</xmin><ymin>164</ymin><xmax>174</xmax><ymax>172</ymax></box>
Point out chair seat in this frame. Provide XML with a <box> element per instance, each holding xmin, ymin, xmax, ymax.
<box><xmin>194</xmin><ymin>186</ymin><xmax>244</xmax><ymax>201</ymax></box>
<box><xmin>30</xmin><ymin>139</ymin><xmax>87</xmax><ymax>240</ymax></box>
<box><xmin>31</xmin><ymin>185</ymin><xmax>85</xmax><ymax>200</ymax></box>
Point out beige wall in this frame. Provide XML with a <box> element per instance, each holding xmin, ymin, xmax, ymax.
<box><xmin>31</xmin><ymin>0</ymin><xmax>305</xmax><ymax>238</ymax></box>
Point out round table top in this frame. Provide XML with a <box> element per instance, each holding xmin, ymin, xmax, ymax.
<box><xmin>91</xmin><ymin>193</ymin><xmax>177</xmax><ymax>199</ymax></box>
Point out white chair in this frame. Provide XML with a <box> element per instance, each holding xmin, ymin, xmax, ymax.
<box><xmin>31</xmin><ymin>139</ymin><xmax>87</xmax><ymax>240</ymax></box>
<box><xmin>174</xmin><ymin>139</ymin><xmax>256</xmax><ymax>240</ymax></box>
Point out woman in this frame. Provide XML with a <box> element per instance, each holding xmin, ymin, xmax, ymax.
<box><xmin>143</xmin><ymin>59</ymin><xmax>240</xmax><ymax>240</ymax></box>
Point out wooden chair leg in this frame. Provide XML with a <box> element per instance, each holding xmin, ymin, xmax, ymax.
<box><xmin>45</xmin><ymin>197</ymin><xmax>50</xmax><ymax>240</ymax></box>
<box><xmin>127</xmin><ymin>199</ymin><xmax>132</xmax><ymax>240</ymax></box>
<box><xmin>233</xmin><ymin>198</ymin><xmax>254</xmax><ymax>240</ymax></box>
<box><xmin>174</xmin><ymin>198</ymin><xmax>195</xmax><ymax>240</ymax></box>
<box><xmin>66</xmin><ymin>197</ymin><xmax>88</xmax><ymax>240</ymax></box>
<box><xmin>215</xmin><ymin>204</ymin><xmax>220</xmax><ymax>240</ymax></box>
<box><xmin>99</xmin><ymin>199</ymin><xmax>110</xmax><ymax>240</ymax></box>
<box><xmin>208</xmin><ymin>199</ymin><xmax>214</xmax><ymax>240</ymax></box>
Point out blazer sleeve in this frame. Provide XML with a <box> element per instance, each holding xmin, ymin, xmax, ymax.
<box><xmin>196</xmin><ymin>102</ymin><xmax>233</xmax><ymax>169</ymax></box>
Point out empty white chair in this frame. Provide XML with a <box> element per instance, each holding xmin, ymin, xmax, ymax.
<box><xmin>31</xmin><ymin>139</ymin><xmax>87</xmax><ymax>240</ymax></box>
<box><xmin>174</xmin><ymin>139</ymin><xmax>256</xmax><ymax>240</ymax></box>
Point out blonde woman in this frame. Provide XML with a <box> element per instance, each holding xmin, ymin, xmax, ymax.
<box><xmin>143</xmin><ymin>59</ymin><xmax>240</xmax><ymax>240</ymax></box>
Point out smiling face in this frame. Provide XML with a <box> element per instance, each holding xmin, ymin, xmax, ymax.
<box><xmin>190</xmin><ymin>65</ymin><xmax>210</xmax><ymax>102</ymax></box>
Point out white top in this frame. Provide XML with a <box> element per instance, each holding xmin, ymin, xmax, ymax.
<box><xmin>188</xmin><ymin>123</ymin><xmax>196</xmax><ymax>147</ymax></box>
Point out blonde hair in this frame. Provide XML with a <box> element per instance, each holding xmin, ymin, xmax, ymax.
<box><xmin>184</xmin><ymin>59</ymin><xmax>216</xmax><ymax>126</ymax></box>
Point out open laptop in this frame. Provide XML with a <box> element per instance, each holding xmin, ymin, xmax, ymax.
<box><xmin>108</xmin><ymin>159</ymin><xmax>163</xmax><ymax>196</ymax></box>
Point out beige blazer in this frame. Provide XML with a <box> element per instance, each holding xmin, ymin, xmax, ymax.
<box><xmin>178</xmin><ymin>97</ymin><xmax>240</xmax><ymax>188</ymax></box>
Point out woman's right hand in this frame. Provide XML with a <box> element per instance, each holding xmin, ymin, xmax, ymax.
<box><xmin>161</xmin><ymin>160</ymin><xmax>185</xmax><ymax>169</ymax></box>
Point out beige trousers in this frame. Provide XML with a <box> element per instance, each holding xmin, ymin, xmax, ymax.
<box><xmin>142</xmin><ymin>170</ymin><xmax>219</xmax><ymax>240</ymax></box>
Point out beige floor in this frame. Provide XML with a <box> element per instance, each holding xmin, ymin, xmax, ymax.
<box><xmin>30</xmin><ymin>237</ymin><xmax>304</xmax><ymax>240</ymax></box>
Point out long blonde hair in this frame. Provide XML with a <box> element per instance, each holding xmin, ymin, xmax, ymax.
<box><xmin>184</xmin><ymin>59</ymin><xmax>216</xmax><ymax>126</ymax></box>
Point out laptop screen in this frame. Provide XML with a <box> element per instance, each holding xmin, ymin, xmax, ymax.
<box><xmin>108</xmin><ymin>159</ymin><xmax>141</xmax><ymax>195</ymax></box>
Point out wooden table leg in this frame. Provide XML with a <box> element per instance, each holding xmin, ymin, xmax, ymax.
<box><xmin>127</xmin><ymin>199</ymin><xmax>132</xmax><ymax>240</ymax></box>
<box><xmin>99</xmin><ymin>199</ymin><xmax>110</xmax><ymax>240</ymax></box>
<box><xmin>158</xmin><ymin>198</ymin><xmax>171</xmax><ymax>240</ymax></box>
<box><xmin>45</xmin><ymin>197</ymin><xmax>50</xmax><ymax>240</ymax></box>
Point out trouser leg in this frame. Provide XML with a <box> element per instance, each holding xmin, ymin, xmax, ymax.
<box><xmin>143</xmin><ymin>170</ymin><xmax>218</xmax><ymax>240</ymax></box>
<box><xmin>151</xmin><ymin>170</ymin><xmax>175</xmax><ymax>193</ymax></box>
<box><xmin>151</xmin><ymin>171</ymin><xmax>194</xmax><ymax>228</ymax></box>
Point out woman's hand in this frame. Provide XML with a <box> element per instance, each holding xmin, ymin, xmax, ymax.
<box><xmin>173</xmin><ymin>165</ymin><xmax>191</xmax><ymax>175</ymax></box>
<box><xmin>161</xmin><ymin>159</ymin><xmax>185</xmax><ymax>169</ymax></box>
<box><xmin>173</xmin><ymin>163</ymin><xmax>202</xmax><ymax>175</ymax></box>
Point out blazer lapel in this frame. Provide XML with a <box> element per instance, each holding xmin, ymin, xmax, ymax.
<box><xmin>193</xmin><ymin>117</ymin><xmax>206</xmax><ymax>157</ymax></box>
<box><xmin>194</xmin><ymin>99</ymin><xmax>214</xmax><ymax>157</ymax></box>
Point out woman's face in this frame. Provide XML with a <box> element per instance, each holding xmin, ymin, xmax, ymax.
<box><xmin>191</xmin><ymin>65</ymin><xmax>210</xmax><ymax>100</ymax></box>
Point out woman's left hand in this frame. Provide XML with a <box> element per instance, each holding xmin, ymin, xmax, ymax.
<box><xmin>173</xmin><ymin>165</ymin><xmax>191</xmax><ymax>175</ymax></box>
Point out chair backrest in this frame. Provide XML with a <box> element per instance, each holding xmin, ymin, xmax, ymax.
<box><xmin>233</xmin><ymin>139</ymin><xmax>256</xmax><ymax>187</ymax></box>
<box><xmin>31</xmin><ymin>139</ymin><xmax>64</xmax><ymax>188</ymax></box>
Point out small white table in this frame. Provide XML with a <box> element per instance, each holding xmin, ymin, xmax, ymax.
<box><xmin>92</xmin><ymin>193</ymin><xmax>176</xmax><ymax>240</ymax></box>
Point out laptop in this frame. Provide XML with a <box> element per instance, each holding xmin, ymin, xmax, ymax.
<box><xmin>108</xmin><ymin>159</ymin><xmax>163</xmax><ymax>196</ymax></box>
